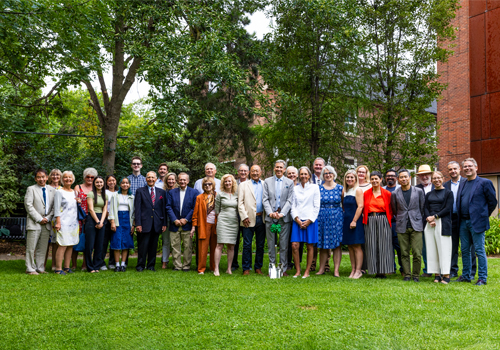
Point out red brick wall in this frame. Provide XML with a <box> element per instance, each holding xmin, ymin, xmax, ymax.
<box><xmin>437</xmin><ymin>0</ymin><xmax>471</xmax><ymax>177</ymax></box>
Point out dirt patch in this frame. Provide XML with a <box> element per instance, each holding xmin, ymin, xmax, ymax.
<box><xmin>0</xmin><ymin>241</ymin><xmax>26</xmax><ymax>256</ymax></box>
<box><xmin>298</xmin><ymin>305</ymin><xmax>318</xmax><ymax>310</ymax></box>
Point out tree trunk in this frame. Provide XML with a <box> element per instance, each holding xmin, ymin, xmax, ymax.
<box><xmin>102</xmin><ymin>110</ymin><xmax>121</xmax><ymax>175</ymax></box>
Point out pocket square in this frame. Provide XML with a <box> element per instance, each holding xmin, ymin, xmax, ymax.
<box><xmin>159</xmin><ymin>196</ymin><xmax>163</xmax><ymax>200</ymax></box>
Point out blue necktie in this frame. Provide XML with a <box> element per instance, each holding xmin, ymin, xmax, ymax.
<box><xmin>42</xmin><ymin>187</ymin><xmax>47</xmax><ymax>215</ymax></box>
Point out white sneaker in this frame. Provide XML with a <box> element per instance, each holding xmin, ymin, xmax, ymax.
<box><xmin>109</xmin><ymin>264</ymin><xmax>115</xmax><ymax>269</ymax></box>
<box><xmin>100</xmin><ymin>266</ymin><xmax>108</xmax><ymax>271</ymax></box>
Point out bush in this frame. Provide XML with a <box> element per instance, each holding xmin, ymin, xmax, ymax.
<box><xmin>0</xmin><ymin>154</ymin><xmax>20</xmax><ymax>216</ymax></box>
<box><xmin>485</xmin><ymin>216</ymin><xmax>500</xmax><ymax>255</ymax></box>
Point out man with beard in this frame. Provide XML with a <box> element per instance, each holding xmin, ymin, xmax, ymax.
<box><xmin>416</xmin><ymin>164</ymin><xmax>434</xmax><ymax>277</ymax></box>
<box><xmin>383</xmin><ymin>169</ymin><xmax>403</xmax><ymax>275</ymax></box>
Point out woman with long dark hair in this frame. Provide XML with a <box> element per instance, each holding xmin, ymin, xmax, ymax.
<box><xmin>85</xmin><ymin>176</ymin><xmax>108</xmax><ymax>273</ymax></box>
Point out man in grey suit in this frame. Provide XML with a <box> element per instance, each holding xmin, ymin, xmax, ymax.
<box><xmin>24</xmin><ymin>168</ymin><xmax>56</xmax><ymax>275</ymax></box>
<box><xmin>263</xmin><ymin>160</ymin><xmax>294</xmax><ymax>275</ymax></box>
<box><xmin>390</xmin><ymin>169</ymin><xmax>425</xmax><ymax>282</ymax></box>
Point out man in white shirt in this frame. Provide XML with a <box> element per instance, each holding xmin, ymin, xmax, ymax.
<box><xmin>194</xmin><ymin>162</ymin><xmax>221</xmax><ymax>194</ymax></box>
<box><xmin>155</xmin><ymin>163</ymin><xmax>168</xmax><ymax>189</ymax></box>
<box><xmin>415</xmin><ymin>164</ymin><xmax>435</xmax><ymax>277</ymax></box>
<box><xmin>24</xmin><ymin>168</ymin><xmax>55</xmax><ymax>275</ymax></box>
<box><xmin>232</xmin><ymin>164</ymin><xmax>249</xmax><ymax>271</ymax></box>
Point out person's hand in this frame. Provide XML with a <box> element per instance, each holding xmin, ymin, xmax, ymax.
<box><xmin>243</xmin><ymin>218</ymin><xmax>250</xmax><ymax>228</ymax></box>
<box><xmin>40</xmin><ymin>218</ymin><xmax>48</xmax><ymax>224</ymax></box>
<box><xmin>190</xmin><ymin>228</ymin><xmax>195</xmax><ymax>238</ymax></box>
<box><xmin>136</xmin><ymin>225</ymin><xmax>142</xmax><ymax>233</ymax></box>
<box><xmin>174</xmin><ymin>220</ymin><xmax>181</xmax><ymax>227</ymax></box>
<box><xmin>430</xmin><ymin>222</ymin><xmax>436</xmax><ymax>227</ymax></box>
<box><xmin>179</xmin><ymin>218</ymin><xmax>187</xmax><ymax>226</ymax></box>
<box><xmin>130</xmin><ymin>227</ymin><xmax>135</xmax><ymax>235</ymax></box>
<box><xmin>350</xmin><ymin>221</ymin><xmax>357</xmax><ymax>229</ymax></box>
<box><xmin>162</xmin><ymin>226</ymin><xmax>167</xmax><ymax>233</ymax></box>
<box><xmin>302</xmin><ymin>220</ymin><xmax>312</xmax><ymax>229</ymax></box>
<box><xmin>426</xmin><ymin>216</ymin><xmax>435</xmax><ymax>223</ymax></box>
<box><xmin>54</xmin><ymin>223</ymin><xmax>61</xmax><ymax>231</ymax></box>
<box><xmin>75</xmin><ymin>197</ymin><xmax>82</xmax><ymax>204</ymax></box>
<box><xmin>295</xmin><ymin>217</ymin><xmax>301</xmax><ymax>226</ymax></box>
<box><xmin>111</xmin><ymin>223</ymin><xmax>116</xmax><ymax>232</ymax></box>
<box><xmin>96</xmin><ymin>222</ymin><xmax>103</xmax><ymax>229</ymax></box>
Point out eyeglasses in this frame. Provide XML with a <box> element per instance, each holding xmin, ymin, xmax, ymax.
<box><xmin>323</xmin><ymin>172</ymin><xmax>334</xmax><ymax>176</ymax></box>
<box><xmin>86</xmin><ymin>176</ymin><xmax>95</xmax><ymax>179</ymax></box>
<box><xmin>132</xmin><ymin>163</ymin><xmax>141</xmax><ymax>166</ymax></box>
<box><xmin>204</xmin><ymin>183</ymin><xmax>213</xmax><ymax>187</ymax></box>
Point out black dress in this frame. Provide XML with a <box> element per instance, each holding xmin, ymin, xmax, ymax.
<box><xmin>424</xmin><ymin>189</ymin><xmax>454</xmax><ymax>236</ymax></box>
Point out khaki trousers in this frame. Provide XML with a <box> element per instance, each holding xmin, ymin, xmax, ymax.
<box><xmin>26</xmin><ymin>227</ymin><xmax>50</xmax><ymax>272</ymax></box>
<box><xmin>170</xmin><ymin>228</ymin><xmax>192</xmax><ymax>270</ymax></box>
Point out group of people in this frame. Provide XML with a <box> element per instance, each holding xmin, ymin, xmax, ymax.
<box><xmin>24</xmin><ymin>156</ymin><xmax>497</xmax><ymax>285</ymax></box>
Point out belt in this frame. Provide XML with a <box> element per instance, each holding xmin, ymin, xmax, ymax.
<box><xmin>368</xmin><ymin>212</ymin><xmax>386</xmax><ymax>217</ymax></box>
<box><xmin>256</xmin><ymin>212</ymin><xmax>263</xmax><ymax>216</ymax></box>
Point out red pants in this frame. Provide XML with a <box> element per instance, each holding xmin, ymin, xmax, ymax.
<box><xmin>198</xmin><ymin>223</ymin><xmax>217</xmax><ymax>273</ymax></box>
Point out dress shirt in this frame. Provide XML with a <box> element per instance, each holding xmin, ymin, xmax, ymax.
<box><xmin>37</xmin><ymin>185</ymin><xmax>49</xmax><ymax>217</ymax></box>
<box><xmin>179</xmin><ymin>188</ymin><xmax>186</xmax><ymax>215</ymax></box>
<box><xmin>291</xmin><ymin>182</ymin><xmax>321</xmax><ymax>222</ymax></box>
<box><xmin>421</xmin><ymin>183</ymin><xmax>433</xmax><ymax>195</ymax></box>
<box><xmin>450</xmin><ymin>178</ymin><xmax>461</xmax><ymax>213</ymax></box>
<box><xmin>128</xmin><ymin>173</ymin><xmax>147</xmax><ymax>195</ymax></box>
<box><xmin>252</xmin><ymin>179</ymin><xmax>263</xmax><ymax>213</ymax></box>
<box><xmin>148</xmin><ymin>186</ymin><xmax>156</xmax><ymax>202</ymax></box>
<box><xmin>155</xmin><ymin>178</ymin><xmax>164</xmax><ymax>189</ymax></box>
<box><xmin>313</xmin><ymin>174</ymin><xmax>323</xmax><ymax>185</ymax></box>
<box><xmin>194</xmin><ymin>177</ymin><xmax>221</xmax><ymax>195</ymax></box>
<box><xmin>275</xmin><ymin>175</ymin><xmax>283</xmax><ymax>211</ymax></box>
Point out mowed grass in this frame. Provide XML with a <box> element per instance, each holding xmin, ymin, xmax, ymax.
<box><xmin>1</xmin><ymin>255</ymin><xmax>500</xmax><ymax>350</ymax></box>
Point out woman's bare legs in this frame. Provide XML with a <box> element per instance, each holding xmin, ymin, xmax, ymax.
<box><xmin>316</xmin><ymin>249</ymin><xmax>329</xmax><ymax>275</ymax></box>
<box><xmin>226</xmin><ymin>244</ymin><xmax>234</xmax><ymax>274</ymax></box>
<box><xmin>303</xmin><ymin>244</ymin><xmax>314</xmax><ymax>278</ymax></box>
<box><xmin>214</xmin><ymin>244</ymin><xmax>224</xmax><ymax>276</ymax></box>
<box><xmin>292</xmin><ymin>242</ymin><xmax>301</xmax><ymax>276</ymax></box>
<box><xmin>332</xmin><ymin>247</ymin><xmax>342</xmax><ymax>277</ymax></box>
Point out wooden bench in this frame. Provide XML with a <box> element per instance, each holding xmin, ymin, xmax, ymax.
<box><xmin>0</xmin><ymin>217</ymin><xmax>27</xmax><ymax>240</ymax></box>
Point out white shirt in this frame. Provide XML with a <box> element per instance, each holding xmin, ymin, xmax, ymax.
<box><xmin>194</xmin><ymin>178</ymin><xmax>221</xmax><ymax>195</ymax></box>
<box><xmin>291</xmin><ymin>182</ymin><xmax>321</xmax><ymax>222</ymax></box>
<box><xmin>179</xmin><ymin>188</ymin><xmax>186</xmax><ymax>214</ymax></box>
<box><xmin>421</xmin><ymin>183</ymin><xmax>433</xmax><ymax>195</ymax></box>
<box><xmin>450</xmin><ymin>177</ymin><xmax>461</xmax><ymax>213</ymax></box>
<box><xmin>37</xmin><ymin>185</ymin><xmax>50</xmax><ymax>216</ymax></box>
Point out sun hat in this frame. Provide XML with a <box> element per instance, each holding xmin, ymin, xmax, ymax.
<box><xmin>416</xmin><ymin>164</ymin><xmax>433</xmax><ymax>174</ymax></box>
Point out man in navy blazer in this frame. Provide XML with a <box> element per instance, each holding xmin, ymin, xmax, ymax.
<box><xmin>134</xmin><ymin>171</ymin><xmax>167</xmax><ymax>272</ymax></box>
<box><xmin>455</xmin><ymin>158</ymin><xmax>497</xmax><ymax>286</ymax></box>
<box><xmin>444</xmin><ymin>161</ymin><xmax>474</xmax><ymax>278</ymax></box>
<box><xmin>166</xmin><ymin>172</ymin><xmax>198</xmax><ymax>271</ymax></box>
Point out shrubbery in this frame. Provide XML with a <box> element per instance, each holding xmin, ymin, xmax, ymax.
<box><xmin>485</xmin><ymin>216</ymin><xmax>500</xmax><ymax>255</ymax></box>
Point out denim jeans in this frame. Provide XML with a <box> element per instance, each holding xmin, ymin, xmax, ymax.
<box><xmin>460</xmin><ymin>220</ymin><xmax>487</xmax><ymax>282</ymax></box>
<box><xmin>242</xmin><ymin>215</ymin><xmax>265</xmax><ymax>271</ymax></box>
<box><xmin>391</xmin><ymin>223</ymin><xmax>403</xmax><ymax>272</ymax></box>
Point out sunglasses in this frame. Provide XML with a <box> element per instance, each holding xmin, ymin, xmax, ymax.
<box><xmin>132</xmin><ymin>163</ymin><xmax>141</xmax><ymax>166</ymax></box>
<box><xmin>204</xmin><ymin>183</ymin><xmax>213</xmax><ymax>187</ymax></box>
<box><xmin>86</xmin><ymin>176</ymin><xmax>95</xmax><ymax>179</ymax></box>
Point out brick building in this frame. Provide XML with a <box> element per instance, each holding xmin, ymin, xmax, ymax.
<box><xmin>437</xmin><ymin>0</ymin><xmax>500</xmax><ymax>213</ymax></box>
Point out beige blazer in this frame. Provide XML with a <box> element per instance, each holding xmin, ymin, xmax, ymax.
<box><xmin>238</xmin><ymin>179</ymin><xmax>262</xmax><ymax>227</ymax></box>
<box><xmin>24</xmin><ymin>185</ymin><xmax>55</xmax><ymax>231</ymax></box>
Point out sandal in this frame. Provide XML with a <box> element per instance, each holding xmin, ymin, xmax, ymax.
<box><xmin>55</xmin><ymin>270</ymin><xmax>67</xmax><ymax>275</ymax></box>
<box><xmin>434</xmin><ymin>275</ymin><xmax>442</xmax><ymax>283</ymax></box>
<box><xmin>63</xmin><ymin>268</ymin><xmax>74</xmax><ymax>274</ymax></box>
<box><xmin>441</xmin><ymin>277</ymin><xmax>450</xmax><ymax>284</ymax></box>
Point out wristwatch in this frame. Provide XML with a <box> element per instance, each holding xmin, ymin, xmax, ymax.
<box><xmin>434</xmin><ymin>214</ymin><xmax>439</xmax><ymax>220</ymax></box>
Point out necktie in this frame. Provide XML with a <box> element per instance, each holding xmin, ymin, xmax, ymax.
<box><xmin>151</xmin><ymin>187</ymin><xmax>155</xmax><ymax>205</ymax></box>
<box><xmin>42</xmin><ymin>187</ymin><xmax>47</xmax><ymax>215</ymax></box>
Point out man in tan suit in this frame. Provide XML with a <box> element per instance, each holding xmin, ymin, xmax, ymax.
<box><xmin>24</xmin><ymin>168</ymin><xmax>55</xmax><ymax>274</ymax></box>
<box><xmin>238</xmin><ymin>165</ymin><xmax>265</xmax><ymax>275</ymax></box>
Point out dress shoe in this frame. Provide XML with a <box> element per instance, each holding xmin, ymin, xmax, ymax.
<box><xmin>403</xmin><ymin>276</ymin><xmax>411</xmax><ymax>282</ymax></box>
<box><xmin>182</xmin><ymin>269</ymin><xmax>190</xmax><ymax>272</ymax></box>
<box><xmin>452</xmin><ymin>276</ymin><xmax>471</xmax><ymax>283</ymax></box>
<box><xmin>147</xmin><ymin>267</ymin><xmax>156</xmax><ymax>272</ymax></box>
<box><xmin>121</xmin><ymin>266</ymin><xmax>126</xmax><ymax>272</ymax></box>
<box><xmin>255</xmin><ymin>269</ymin><xmax>263</xmax><ymax>275</ymax></box>
<box><xmin>475</xmin><ymin>279</ymin><xmax>487</xmax><ymax>286</ymax></box>
<box><xmin>283</xmin><ymin>272</ymin><xmax>289</xmax><ymax>277</ymax></box>
<box><xmin>173</xmin><ymin>268</ymin><xmax>181</xmax><ymax>271</ymax></box>
<box><xmin>136</xmin><ymin>267</ymin><xmax>144</xmax><ymax>272</ymax></box>
<box><xmin>420</xmin><ymin>273</ymin><xmax>432</xmax><ymax>278</ymax></box>
<box><xmin>413</xmin><ymin>277</ymin><xmax>419</xmax><ymax>282</ymax></box>
<box><xmin>450</xmin><ymin>272</ymin><xmax>458</xmax><ymax>278</ymax></box>
<box><xmin>231</xmin><ymin>266</ymin><xmax>238</xmax><ymax>271</ymax></box>
<box><xmin>115</xmin><ymin>266</ymin><xmax>121</xmax><ymax>272</ymax></box>
<box><xmin>243</xmin><ymin>270</ymin><xmax>250</xmax><ymax>275</ymax></box>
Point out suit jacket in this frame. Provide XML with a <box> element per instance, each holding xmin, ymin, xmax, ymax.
<box><xmin>456</xmin><ymin>176</ymin><xmax>497</xmax><ymax>233</ymax></box>
<box><xmin>134</xmin><ymin>186</ymin><xmax>167</xmax><ymax>233</ymax></box>
<box><xmin>312</xmin><ymin>174</ymin><xmax>324</xmax><ymax>185</ymax></box>
<box><xmin>443</xmin><ymin>176</ymin><xmax>465</xmax><ymax>191</ymax></box>
<box><xmin>390</xmin><ymin>186</ymin><xmax>425</xmax><ymax>233</ymax></box>
<box><xmin>238</xmin><ymin>179</ymin><xmax>262</xmax><ymax>227</ymax></box>
<box><xmin>262</xmin><ymin>176</ymin><xmax>294</xmax><ymax>223</ymax></box>
<box><xmin>166</xmin><ymin>186</ymin><xmax>198</xmax><ymax>231</ymax></box>
<box><xmin>24</xmin><ymin>185</ymin><xmax>55</xmax><ymax>231</ymax></box>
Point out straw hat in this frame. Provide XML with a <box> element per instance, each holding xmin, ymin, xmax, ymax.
<box><xmin>416</xmin><ymin>164</ymin><xmax>432</xmax><ymax>174</ymax></box>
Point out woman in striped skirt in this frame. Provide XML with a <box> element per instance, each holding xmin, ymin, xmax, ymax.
<box><xmin>362</xmin><ymin>171</ymin><xmax>394</xmax><ymax>278</ymax></box>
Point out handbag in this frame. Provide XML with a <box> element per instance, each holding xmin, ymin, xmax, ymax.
<box><xmin>77</xmin><ymin>203</ymin><xmax>87</xmax><ymax>221</ymax></box>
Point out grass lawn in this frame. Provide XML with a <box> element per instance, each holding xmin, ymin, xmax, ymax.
<box><xmin>1</xmin><ymin>255</ymin><xmax>500</xmax><ymax>350</ymax></box>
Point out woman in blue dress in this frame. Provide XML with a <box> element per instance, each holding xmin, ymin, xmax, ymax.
<box><xmin>342</xmin><ymin>169</ymin><xmax>365</xmax><ymax>279</ymax></box>
<box><xmin>316</xmin><ymin>166</ymin><xmax>343</xmax><ymax>277</ymax></box>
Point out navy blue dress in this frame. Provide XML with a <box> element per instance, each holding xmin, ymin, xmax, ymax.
<box><xmin>342</xmin><ymin>188</ymin><xmax>365</xmax><ymax>245</ymax></box>
<box><xmin>317</xmin><ymin>185</ymin><xmax>344</xmax><ymax>249</ymax></box>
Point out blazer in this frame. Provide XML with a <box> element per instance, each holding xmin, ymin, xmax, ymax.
<box><xmin>456</xmin><ymin>176</ymin><xmax>497</xmax><ymax>233</ymax></box>
<box><xmin>390</xmin><ymin>186</ymin><xmax>425</xmax><ymax>233</ymax></box>
<box><xmin>192</xmin><ymin>193</ymin><xmax>218</xmax><ymax>239</ymax></box>
<box><xmin>134</xmin><ymin>186</ymin><xmax>167</xmax><ymax>233</ymax></box>
<box><xmin>108</xmin><ymin>193</ymin><xmax>135</xmax><ymax>227</ymax></box>
<box><xmin>312</xmin><ymin>174</ymin><xmax>324</xmax><ymax>185</ymax></box>
<box><xmin>424</xmin><ymin>189</ymin><xmax>454</xmax><ymax>236</ymax></box>
<box><xmin>262</xmin><ymin>176</ymin><xmax>294</xmax><ymax>223</ymax></box>
<box><xmin>362</xmin><ymin>188</ymin><xmax>393</xmax><ymax>227</ymax></box>
<box><xmin>24</xmin><ymin>185</ymin><xmax>55</xmax><ymax>231</ymax></box>
<box><xmin>238</xmin><ymin>179</ymin><xmax>262</xmax><ymax>227</ymax></box>
<box><xmin>166</xmin><ymin>186</ymin><xmax>198</xmax><ymax>232</ymax></box>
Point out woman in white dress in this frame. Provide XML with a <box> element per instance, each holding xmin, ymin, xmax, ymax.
<box><xmin>53</xmin><ymin>171</ymin><xmax>80</xmax><ymax>275</ymax></box>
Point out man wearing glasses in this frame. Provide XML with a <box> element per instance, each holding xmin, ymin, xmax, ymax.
<box><xmin>128</xmin><ymin>156</ymin><xmax>147</xmax><ymax>195</ymax></box>
<box><xmin>383</xmin><ymin>169</ymin><xmax>403</xmax><ymax>275</ymax></box>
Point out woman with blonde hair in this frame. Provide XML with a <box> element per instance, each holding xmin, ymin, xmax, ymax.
<box><xmin>342</xmin><ymin>169</ymin><xmax>365</xmax><ymax>279</ymax></box>
<box><xmin>214</xmin><ymin>174</ymin><xmax>239</xmax><ymax>276</ymax></box>
<box><xmin>161</xmin><ymin>172</ymin><xmax>178</xmax><ymax>269</ymax></box>
<box><xmin>356</xmin><ymin>165</ymin><xmax>371</xmax><ymax>193</ymax></box>
<box><xmin>191</xmin><ymin>177</ymin><xmax>218</xmax><ymax>274</ymax></box>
